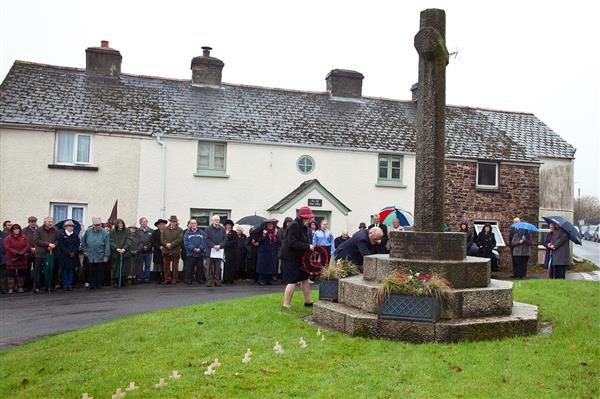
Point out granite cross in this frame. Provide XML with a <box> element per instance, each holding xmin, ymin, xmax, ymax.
<box><xmin>413</xmin><ymin>8</ymin><xmax>450</xmax><ymax>232</ymax></box>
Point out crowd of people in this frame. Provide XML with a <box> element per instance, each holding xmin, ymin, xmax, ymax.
<box><xmin>0</xmin><ymin>210</ymin><xmax>571</xmax><ymax>295</ymax></box>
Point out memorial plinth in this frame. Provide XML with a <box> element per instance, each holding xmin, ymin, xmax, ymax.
<box><xmin>311</xmin><ymin>231</ymin><xmax>539</xmax><ymax>343</ymax></box>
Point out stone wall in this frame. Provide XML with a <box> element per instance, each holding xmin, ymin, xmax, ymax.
<box><xmin>444</xmin><ymin>160</ymin><xmax>540</xmax><ymax>269</ymax></box>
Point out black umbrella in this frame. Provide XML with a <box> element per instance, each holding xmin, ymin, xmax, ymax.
<box><xmin>236</xmin><ymin>215</ymin><xmax>266</xmax><ymax>227</ymax></box>
<box><xmin>543</xmin><ymin>216</ymin><xmax>582</xmax><ymax>245</ymax></box>
<box><xmin>55</xmin><ymin>219</ymin><xmax>82</xmax><ymax>235</ymax></box>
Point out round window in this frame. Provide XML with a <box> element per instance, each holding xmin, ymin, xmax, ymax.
<box><xmin>297</xmin><ymin>155</ymin><xmax>315</xmax><ymax>174</ymax></box>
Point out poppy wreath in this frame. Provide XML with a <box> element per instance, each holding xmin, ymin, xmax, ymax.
<box><xmin>301</xmin><ymin>246</ymin><xmax>329</xmax><ymax>276</ymax></box>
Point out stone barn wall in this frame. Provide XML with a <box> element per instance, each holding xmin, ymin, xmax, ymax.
<box><xmin>444</xmin><ymin>159</ymin><xmax>540</xmax><ymax>270</ymax></box>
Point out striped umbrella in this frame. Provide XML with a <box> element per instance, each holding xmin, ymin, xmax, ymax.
<box><xmin>379</xmin><ymin>206</ymin><xmax>414</xmax><ymax>227</ymax></box>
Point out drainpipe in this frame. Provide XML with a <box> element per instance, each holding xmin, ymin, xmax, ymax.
<box><xmin>156</xmin><ymin>135</ymin><xmax>167</xmax><ymax>218</ymax></box>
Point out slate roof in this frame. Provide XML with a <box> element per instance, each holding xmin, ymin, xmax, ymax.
<box><xmin>0</xmin><ymin>61</ymin><xmax>575</xmax><ymax>161</ymax></box>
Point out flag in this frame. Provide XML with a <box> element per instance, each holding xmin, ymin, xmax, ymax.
<box><xmin>108</xmin><ymin>200</ymin><xmax>118</xmax><ymax>225</ymax></box>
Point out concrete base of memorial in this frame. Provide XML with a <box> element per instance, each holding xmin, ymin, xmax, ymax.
<box><xmin>311</xmin><ymin>253</ymin><xmax>539</xmax><ymax>343</ymax></box>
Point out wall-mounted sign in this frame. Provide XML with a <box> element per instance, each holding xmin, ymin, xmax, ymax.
<box><xmin>308</xmin><ymin>198</ymin><xmax>322</xmax><ymax>207</ymax></box>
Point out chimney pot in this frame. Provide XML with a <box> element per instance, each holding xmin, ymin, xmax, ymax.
<box><xmin>325</xmin><ymin>69</ymin><xmax>364</xmax><ymax>99</ymax></box>
<box><xmin>86</xmin><ymin>40</ymin><xmax>122</xmax><ymax>78</ymax></box>
<box><xmin>410</xmin><ymin>83</ymin><xmax>419</xmax><ymax>101</ymax></box>
<box><xmin>191</xmin><ymin>46</ymin><xmax>224</xmax><ymax>87</ymax></box>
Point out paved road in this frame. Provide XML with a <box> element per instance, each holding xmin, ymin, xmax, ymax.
<box><xmin>574</xmin><ymin>239</ymin><xmax>600</xmax><ymax>266</ymax></box>
<box><xmin>0</xmin><ymin>283</ymin><xmax>282</xmax><ymax>351</ymax></box>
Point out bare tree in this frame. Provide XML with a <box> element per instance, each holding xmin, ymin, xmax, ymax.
<box><xmin>575</xmin><ymin>195</ymin><xmax>600</xmax><ymax>224</ymax></box>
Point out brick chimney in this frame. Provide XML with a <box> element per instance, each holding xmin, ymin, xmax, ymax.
<box><xmin>85</xmin><ymin>40</ymin><xmax>122</xmax><ymax>78</ymax></box>
<box><xmin>191</xmin><ymin>46</ymin><xmax>224</xmax><ymax>87</ymax></box>
<box><xmin>410</xmin><ymin>83</ymin><xmax>418</xmax><ymax>101</ymax></box>
<box><xmin>326</xmin><ymin>69</ymin><xmax>364</xmax><ymax>99</ymax></box>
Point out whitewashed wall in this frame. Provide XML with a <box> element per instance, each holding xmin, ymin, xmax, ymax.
<box><xmin>0</xmin><ymin>128</ymin><xmax>142</xmax><ymax>227</ymax></box>
<box><xmin>539</xmin><ymin>156</ymin><xmax>575</xmax><ymax>222</ymax></box>
<box><xmin>136</xmin><ymin>137</ymin><xmax>416</xmax><ymax>236</ymax></box>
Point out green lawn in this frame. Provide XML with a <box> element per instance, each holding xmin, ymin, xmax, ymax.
<box><xmin>1</xmin><ymin>280</ymin><xmax>598</xmax><ymax>399</ymax></box>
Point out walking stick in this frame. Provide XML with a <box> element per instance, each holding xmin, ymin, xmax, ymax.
<box><xmin>118</xmin><ymin>252</ymin><xmax>123</xmax><ymax>288</ymax></box>
<box><xmin>47</xmin><ymin>249</ymin><xmax>54</xmax><ymax>294</ymax></box>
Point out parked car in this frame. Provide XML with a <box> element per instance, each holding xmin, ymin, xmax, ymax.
<box><xmin>586</xmin><ymin>225</ymin><xmax>600</xmax><ymax>242</ymax></box>
<box><xmin>580</xmin><ymin>225</ymin><xmax>589</xmax><ymax>240</ymax></box>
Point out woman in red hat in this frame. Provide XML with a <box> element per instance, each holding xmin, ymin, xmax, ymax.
<box><xmin>280</xmin><ymin>206</ymin><xmax>316</xmax><ymax>309</ymax></box>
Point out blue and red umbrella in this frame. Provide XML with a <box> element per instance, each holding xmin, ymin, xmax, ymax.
<box><xmin>378</xmin><ymin>206</ymin><xmax>414</xmax><ymax>227</ymax></box>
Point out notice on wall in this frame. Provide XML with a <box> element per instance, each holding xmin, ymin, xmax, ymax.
<box><xmin>308</xmin><ymin>199</ymin><xmax>322</xmax><ymax>207</ymax></box>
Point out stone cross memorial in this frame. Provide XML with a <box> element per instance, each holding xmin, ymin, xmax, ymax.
<box><xmin>413</xmin><ymin>8</ymin><xmax>449</xmax><ymax>233</ymax></box>
<box><xmin>312</xmin><ymin>8</ymin><xmax>539</xmax><ymax>343</ymax></box>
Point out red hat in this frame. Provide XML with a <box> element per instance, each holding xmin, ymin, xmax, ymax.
<box><xmin>298</xmin><ymin>206</ymin><xmax>315</xmax><ymax>219</ymax></box>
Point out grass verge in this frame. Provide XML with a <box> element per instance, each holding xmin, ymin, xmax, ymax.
<box><xmin>1</xmin><ymin>280</ymin><xmax>598</xmax><ymax>398</ymax></box>
<box><xmin>572</xmin><ymin>259</ymin><xmax>599</xmax><ymax>273</ymax></box>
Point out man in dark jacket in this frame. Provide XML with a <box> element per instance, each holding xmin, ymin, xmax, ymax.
<box><xmin>22</xmin><ymin>216</ymin><xmax>38</xmax><ymax>291</ymax></box>
<box><xmin>32</xmin><ymin>216</ymin><xmax>60</xmax><ymax>292</ymax></box>
<box><xmin>368</xmin><ymin>214</ymin><xmax>388</xmax><ymax>254</ymax></box>
<box><xmin>137</xmin><ymin>217</ymin><xmax>153</xmax><ymax>283</ymax></box>
<box><xmin>151</xmin><ymin>219</ymin><xmax>167</xmax><ymax>283</ymax></box>
<box><xmin>205</xmin><ymin>215</ymin><xmax>226</xmax><ymax>287</ymax></box>
<box><xmin>0</xmin><ymin>229</ymin><xmax>7</xmax><ymax>294</ymax></box>
<box><xmin>183</xmin><ymin>219</ymin><xmax>206</xmax><ymax>284</ymax></box>
<box><xmin>334</xmin><ymin>227</ymin><xmax>384</xmax><ymax>268</ymax></box>
<box><xmin>334</xmin><ymin>230</ymin><xmax>351</xmax><ymax>250</ymax></box>
<box><xmin>509</xmin><ymin>217</ymin><xmax>520</xmax><ymax>277</ymax></box>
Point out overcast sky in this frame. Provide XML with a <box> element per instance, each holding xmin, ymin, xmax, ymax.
<box><xmin>2</xmin><ymin>0</ymin><xmax>598</xmax><ymax>196</ymax></box>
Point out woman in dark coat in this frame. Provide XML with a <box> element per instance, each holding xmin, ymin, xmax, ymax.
<box><xmin>222</xmin><ymin>220</ymin><xmax>237</xmax><ymax>284</ymax></box>
<box><xmin>476</xmin><ymin>223</ymin><xmax>498</xmax><ymax>272</ymax></box>
<box><xmin>458</xmin><ymin>220</ymin><xmax>477</xmax><ymax>256</ymax></box>
<box><xmin>3</xmin><ymin>224</ymin><xmax>30</xmax><ymax>293</ymax></box>
<box><xmin>281</xmin><ymin>207</ymin><xmax>316</xmax><ymax>309</ymax></box>
<box><xmin>547</xmin><ymin>223</ymin><xmax>570</xmax><ymax>279</ymax></box>
<box><xmin>276</xmin><ymin>217</ymin><xmax>293</xmax><ymax>280</ymax></box>
<box><xmin>58</xmin><ymin>220</ymin><xmax>81</xmax><ymax>291</ymax></box>
<box><xmin>256</xmin><ymin>222</ymin><xmax>279</xmax><ymax>285</ymax></box>
<box><xmin>231</xmin><ymin>226</ymin><xmax>247</xmax><ymax>280</ymax></box>
<box><xmin>109</xmin><ymin>219</ymin><xmax>129</xmax><ymax>287</ymax></box>
<box><xmin>245</xmin><ymin>229</ymin><xmax>259</xmax><ymax>281</ymax></box>
<box><xmin>543</xmin><ymin>224</ymin><xmax>555</xmax><ymax>277</ymax></box>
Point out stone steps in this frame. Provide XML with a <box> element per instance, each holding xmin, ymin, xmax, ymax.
<box><xmin>312</xmin><ymin>300</ymin><xmax>538</xmax><ymax>343</ymax></box>
<box><xmin>362</xmin><ymin>254</ymin><xmax>490</xmax><ymax>289</ymax></box>
<box><xmin>337</xmin><ymin>276</ymin><xmax>513</xmax><ymax>319</ymax></box>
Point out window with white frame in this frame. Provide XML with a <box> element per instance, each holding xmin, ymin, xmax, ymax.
<box><xmin>378</xmin><ymin>154</ymin><xmax>403</xmax><ymax>183</ymax></box>
<box><xmin>297</xmin><ymin>155</ymin><xmax>315</xmax><ymax>174</ymax></box>
<box><xmin>51</xmin><ymin>203</ymin><xmax>87</xmax><ymax>227</ymax></box>
<box><xmin>55</xmin><ymin>132</ymin><xmax>92</xmax><ymax>165</ymax></box>
<box><xmin>197</xmin><ymin>142</ymin><xmax>227</xmax><ymax>173</ymax></box>
<box><xmin>476</xmin><ymin>162</ymin><xmax>499</xmax><ymax>189</ymax></box>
